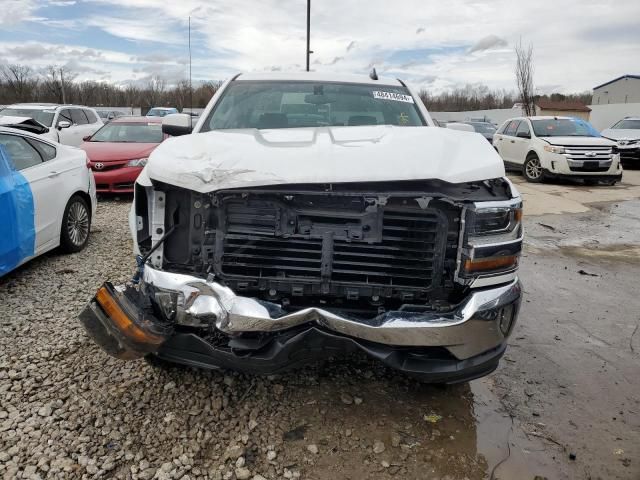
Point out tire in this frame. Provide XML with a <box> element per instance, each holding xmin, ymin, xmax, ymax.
<box><xmin>60</xmin><ymin>195</ymin><xmax>91</xmax><ymax>253</ymax></box>
<box><xmin>602</xmin><ymin>178</ymin><xmax>618</xmax><ymax>186</ymax></box>
<box><xmin>523</xmin><ymin>154</ymin><xmax>544</xmax><ymax>183</ymax></box>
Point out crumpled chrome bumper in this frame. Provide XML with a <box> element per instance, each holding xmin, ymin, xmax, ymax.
<box><xmin>141</xmin><ymin>265</ymin><xmax>521</xmax><ymax>360</ymax></box>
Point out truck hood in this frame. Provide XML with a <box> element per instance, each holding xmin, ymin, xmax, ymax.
<box><xmin>542</xmin><ymin>136</ymin><xmax>616</xmax><ymax>147</ymax></box>
<box><xmin>146</xmin><ymin>126</ymin><xmax>505</xmax><ymax>193</ymax></box>
<box><xmin>600</xmin><ymin>129</ymin><xmax>640</xmax><ymax>141</ymax></box>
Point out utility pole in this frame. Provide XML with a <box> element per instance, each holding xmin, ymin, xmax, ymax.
<box><xmin>60</xmin><ymin>67</ymin><xmax>66</xmax><ymax>104</ymax></box>
<box><xmin>189</xmin><ymin>16</ymin><xmax>193</xmax><ymax>114</ymax></box>
<box><xmin>306</xmin><ymin>0</ymin><xmax>311</xmax><ymax>71</ymax></box>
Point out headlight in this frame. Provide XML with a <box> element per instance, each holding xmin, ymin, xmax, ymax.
<box><xmin>458</xmin><ymin>200</ymin><xmax>523</xmax><ymax>279</ymax></box>
<box><xmin>126</xmin><ymin>157</ymin><xmax>148</xmax><ymax>167</ymax></box>
<box><xmin>466</xmin><ymin>204</ymin><xmax>522</xmax><ymax>245</ymax></box>
<box><xmin>543</xmin><ymin>145</ymin><xmax>565</xmax><ymax>154</ymax></box>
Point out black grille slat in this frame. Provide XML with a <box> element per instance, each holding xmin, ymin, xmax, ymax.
<box><xmin>219</xmin><ymin>201</ymin><xmax>447</xmax><ymax>290</ymax></box>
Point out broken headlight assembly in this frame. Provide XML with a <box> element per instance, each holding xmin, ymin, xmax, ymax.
<box><xmin>459</xmin><ymin>200</ymin><xmax>523</xmax><ymax>279</ymax></box>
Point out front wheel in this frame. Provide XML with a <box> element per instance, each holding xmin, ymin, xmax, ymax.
<box><xmin>523</xmin><ymin>155</ymin><xmax>544</xmax><ymax>183</ymax></box>
<box><xmin>60</xmin><ymin>195</ymin><xmax>91</xmax><ymax>253</ymax></box>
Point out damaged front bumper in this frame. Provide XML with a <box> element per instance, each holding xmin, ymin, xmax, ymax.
<box><xmin>79</xmin><ymin>264</ymin><xmax>521</xmax><ymax>381</ymax></box>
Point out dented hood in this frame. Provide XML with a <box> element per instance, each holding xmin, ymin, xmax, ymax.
<box><xmin>146</xmin><ymin>125</ymin><xmax>505</xmax><ymax>193</ymax></box>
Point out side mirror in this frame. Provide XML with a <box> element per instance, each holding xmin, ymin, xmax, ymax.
<box><xmin>82</xmin><ymin>135</ymin><xmax>92</xmax><ymax>142</ymax></box>
<box><xmin>516</xmin><ymin>132</ymin><xmax>531</xmax><ymax>139</ymax></box>
<box><xmin>162</xmin><ymin>113</ymin><xmax>192</xmax><ymax>136</ymax></box>
<box><xmin>446</xmin><ymin>122</ymin><xmax>475</xmax><ymax>133</ymax></box>
<box><xmin>57</xmin><ymin>120</ymin><xmax>71</xmax><ymax>130</ymax></box>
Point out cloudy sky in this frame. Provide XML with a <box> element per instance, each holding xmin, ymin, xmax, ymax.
<box><xmin>1</xmin><ymin>0</ymin><xmax>639</xmax><ymax>93</ymax></box>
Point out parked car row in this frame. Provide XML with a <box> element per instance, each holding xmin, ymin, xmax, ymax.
<box><xmin>0</xmin><ymin>118</ymin><xmax>96</xmax><ymax>276</ymax></box>
<box><xmin>601</xmin><ymin>117</ymin><xmax>640</xmax><ymax>166</ymax></box>
<box><xmin>494</xmin><ymin>116</ymin><xmax>623</xmax><ymax>184</ymax></box>
<box><xmin>81</xmin><ymin>116</ymin><xmax>166</xmax><ymax>194</ymax></box>
<box><xmin>436</xmin><ymin>115</ymin><xmax>639</xmax><ymax>178</ymax></box>
<box><xmin>0</xmin><ymin>103</ymin><xmax>103</xmax><ymax>146</ymax></box>
<box><xmin>0</xmin><ymin>105</ymin><xmax>177</xmax><ymax>276</ymax></box>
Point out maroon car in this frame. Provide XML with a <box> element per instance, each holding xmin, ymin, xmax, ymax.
<box><xmin>81</xmin><ymin>116</ymin><xmax>166</xmax><ymax>193</ymax></box>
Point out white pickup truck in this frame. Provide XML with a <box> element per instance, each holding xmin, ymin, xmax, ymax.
<box><xmin>79</xmin><ymin>72</ymin><xmax>523</xmax><ymax>384</ymax></box>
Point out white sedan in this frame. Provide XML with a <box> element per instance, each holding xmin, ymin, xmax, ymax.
<box><xmin>0</xmin><ymin>122</ymin><xmax>97</xmax><ymax>276</ymax></box>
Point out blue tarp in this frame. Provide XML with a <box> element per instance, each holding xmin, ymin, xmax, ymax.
<box><xmin>0</xmin><ymin>144</ymin><xmax>35</xmax><ymax>276</ymax></box>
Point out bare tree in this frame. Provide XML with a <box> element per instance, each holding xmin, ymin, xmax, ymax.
<box><xmin>515</xmin><ymin>39</ymin><xmax>535</xmax><ymax>116</ymax></box>
<box><xmin>41</xmin><ymin>65</ymin><xmax>77</xmax><ymax>103</ymax></box>
<box><xmin>1</xmin><ymin>64</ymin><xmax>38</xmax><ymax>101</ymax></box>
<box><xmin>146</xmin><ymin>75</ymin><xmax>167</xmax><ymax>107</ymax></box>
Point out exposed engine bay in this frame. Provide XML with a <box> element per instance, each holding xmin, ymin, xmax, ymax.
<box><xmin>135</xmin><ymin>179</ymin><xmax>513</xmax><ymax>320</ymax></box>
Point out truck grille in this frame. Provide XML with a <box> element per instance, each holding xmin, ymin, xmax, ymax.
<box><xmin>219</xmin><ymin>203</ymin><xmax>446</xmax><ymax>291</ymax></box>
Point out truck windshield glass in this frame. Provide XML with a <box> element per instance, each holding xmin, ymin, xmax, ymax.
<box><xmin>611</xmin><ymin>119</ymin><xmax>640</xmax><ymax>129</ymax></box>
<box><xmin>531</xmin><ymin>118</ymin><xmax>600</xmax><ymax>137</ymax></box>
<box><xmin>0</xmin><ymin>108</ymin><xmax>55</xmax><ymax>127</ymax></box>
<box><xmin>146</xmin><ymin>108</ymin><xmax>175</xmax><ymax>117</ymax></box>
<box><xmin>468</xmin><ymin>122</ymin><xmax>496</xmax><ymax>133</ymax></box>
<box><xmin>201</xmin><ymin>81</ymin><xmax>425</xmax><ymax>131</ymax></box>
<box><xmin>89</xmin><ymin>123</ymin><xmax>163</xmax><ymax>143</ymax></box>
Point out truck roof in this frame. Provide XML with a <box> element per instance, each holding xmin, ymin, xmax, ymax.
<box><xmin>236</xmin><ymin>71</ymin><xmax>403</xmax><ymax>87</ymax></box>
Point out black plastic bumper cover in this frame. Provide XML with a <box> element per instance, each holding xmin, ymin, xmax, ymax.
<box><xmin>153</xmin><ymin>327</ymin><xmax>507</xmax><ymax>384</ymax></box>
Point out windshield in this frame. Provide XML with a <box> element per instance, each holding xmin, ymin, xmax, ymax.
<box><xmin>531</xmin><ymin>118</ymin><xmax>600</xmax><ymax>137</ymax></box>
<box><xmin>89</xmin><ymin>123</ymin><xmax>164</xmax><ymax>143</ymax></box>
<box><xmin>147</xmin><ymin>108</ymin><xmax>175</xmax><ymax>117</ymax></box>
<box><xmin>611</xmin><ymin>119</ymin><xmax>640</xmax><ymax>130</ymax></box>
<box><xmin>0</xmin><ymin>108</ymin><xmax>55</xmax><ymax>127</ymax></box>
<box><xmin>201</xmin><ymin>81</ymin><xmax>425</xmax><ymax>131</ymax></box>
<box><xmin>467</xmin><ymin>122</ymin><xmax>496</xmax><ymax>133</ymax></box>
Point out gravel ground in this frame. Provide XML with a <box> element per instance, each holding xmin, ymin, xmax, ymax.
<box><xmin>0</xmin><ymin>199</ymin><xmax>489</xmax><ymax>480</ymax></box>
<box><xmin>3</xmin><ymin>194</ymin><xmax>637</xmax><ymax>479</ymax></box>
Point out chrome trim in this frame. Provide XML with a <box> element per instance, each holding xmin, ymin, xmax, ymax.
<box><xmin>469</xmin><ymin>271</ymin><xmax>517</xmax><ymax>288</ymax></box>
<box><xmin>141</xmin><ymin>265</ymin><xmax>522</xmax><ymax>359</ymax></box>
<box><xmin>471</xmin><ymin>197</ymin><xmax>522</xmax><ymax>210</ymax></box>
<box><xmin>468</xmin><ymin>234</ymin><xmax>524</xmax><ymax>251</ymax></box>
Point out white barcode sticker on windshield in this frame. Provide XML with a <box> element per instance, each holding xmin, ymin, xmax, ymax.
<box><xmin>372</xmin><ymin>91</ymin><xmax>415</xmax><ymax>103</ymax></box>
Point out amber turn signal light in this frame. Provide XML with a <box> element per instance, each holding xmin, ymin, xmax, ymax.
<box><xmin>95</xmin><ymin>286</ymin><xmax>163</xmax><ymax>345</ymax></box>
<box><xmin>464</xmin><ymin>255</ymin><xmax>519</xmax><ymax>274</ymax></box>
<box><xmin>513</xmin><ymin>208</ymin><xmax>523</xmax><ymax>223</ymax></box>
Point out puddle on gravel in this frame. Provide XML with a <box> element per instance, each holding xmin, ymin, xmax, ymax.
<box><xmin>472</xmin><ymin>378</ymin><xmax>564</xmax><ymax>479</ymax></box>
<box><xmin>270</xmin><ymin>358</ymin><xmax>566</xmax><ymax>479</ymax></box>
<box><xmin>560</xmin><ymin>244</ymin><xmax>640</xmax><ymax>263</ymax></box>
<box><xmin>524</xmin><ymin>199</ymin><xmax>640</xmax><ymax>252</ymax></box>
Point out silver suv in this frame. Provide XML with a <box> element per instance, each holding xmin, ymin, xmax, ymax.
<box><xmin>601</xmin><ymin>117</ymin><xmax>640</xmax><ymax>167</ymax></box>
